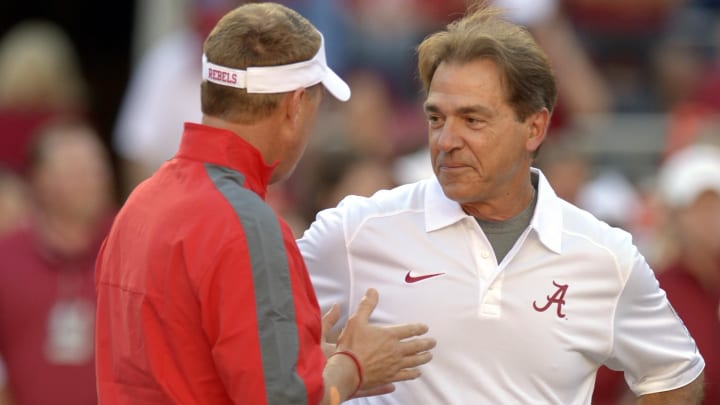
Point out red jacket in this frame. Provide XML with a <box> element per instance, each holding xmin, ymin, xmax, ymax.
<box><xmin>95</xmin><ymin>123</ymin><xmax>325</xmax><ymax>404</ymax></box>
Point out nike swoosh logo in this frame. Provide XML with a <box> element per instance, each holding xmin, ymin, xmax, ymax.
<box><xmin>405</xmin><ymin>271</ymin><xmax>446</xmax><ymax>283</ymax></box>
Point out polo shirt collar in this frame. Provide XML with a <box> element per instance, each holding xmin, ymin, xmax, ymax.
<box><xmin>424</xmin><ymin>167</ymin><xmax>563</xmax><ymax>254</ymax></box>
<box><xmin>529</xmin><ymin>168</ymin><xmax>563</xmax><ymax>254</ymax></box>
<box><xmin>175</xmin><ymin>122</ymin><xmax>276</xmax><ymax>198</ymax></box>
<box><xmin>424</xmin><ymin>177</ymin><xmax>468</xmax><ymax>232</ymax></box>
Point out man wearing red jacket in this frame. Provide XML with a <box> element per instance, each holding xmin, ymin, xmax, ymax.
<box><xmin>94</xmin><ymin>3</ymin><xmax>435</xmax><ymax>404</ymax></box>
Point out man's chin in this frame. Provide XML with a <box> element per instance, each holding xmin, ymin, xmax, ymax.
<box><xmin>438</xmin><ymin>182</ymin><xmax>476</xmax><ymax>204</ymax></box>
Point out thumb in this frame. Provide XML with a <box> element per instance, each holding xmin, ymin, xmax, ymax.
<box><xmin>353</xmin><ymin>288</ymin><xmax>379</xmax><ymax>322</ymax></box>
<box><xmin>322</xmin><ymin>304</ymin><xmax>340</xmax><ymax>336</ymax></box>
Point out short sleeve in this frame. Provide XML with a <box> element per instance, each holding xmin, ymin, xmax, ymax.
<box><xmin>604</xmin><ymin>248</ymin><xmax>705</xmax><ymax>396</ymax></box>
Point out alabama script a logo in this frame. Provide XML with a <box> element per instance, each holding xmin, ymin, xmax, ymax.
<box><xmin>532</xmin><ymin>280</ymin><xmax>568</xmax><ymax>318</ymax></box>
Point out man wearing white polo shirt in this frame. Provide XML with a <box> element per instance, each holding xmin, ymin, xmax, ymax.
<box><xmin>298</xmin><ymin>3</ymin><xmax>705</xmax><ymax>404</ymax></box>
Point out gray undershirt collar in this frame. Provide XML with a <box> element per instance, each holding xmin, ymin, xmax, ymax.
<box><xmin>475</xmin><ymin>174</ymin><xmax>539</xmax><ymax>263</ymax></box>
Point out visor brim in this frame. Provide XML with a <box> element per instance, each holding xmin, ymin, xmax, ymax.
<box><xmin>322</xmin><ymin>68</ymin><xmax>351</xmax><ymax>102</ymax></box>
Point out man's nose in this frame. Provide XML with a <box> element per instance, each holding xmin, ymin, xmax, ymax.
<box><xmin>435</xmin><ymin>119</ymin><xmax>463</xmax><ymax>151</ymax></box>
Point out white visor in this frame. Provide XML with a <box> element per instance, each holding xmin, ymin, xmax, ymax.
<box><xmin>202</xmin><ymin>32</ymin><xmax>350</xmax><ymax>101</ymax></box>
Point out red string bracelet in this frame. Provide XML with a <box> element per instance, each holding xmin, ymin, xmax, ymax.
<box><xmin>328</xmin><ymin>350</ymin><xmax>363</xmax><ymax>397</ymax></box>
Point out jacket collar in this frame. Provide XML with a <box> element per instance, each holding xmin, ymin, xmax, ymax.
<box><xmin>175</xmin><ymin>122</ymin><xmax>276</xmax><ymax>198</ymax></box>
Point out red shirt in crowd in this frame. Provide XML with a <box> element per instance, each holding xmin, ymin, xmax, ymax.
<box><xmin>0</xmin><ymin>224</ymin><xmax>104</xmax><ymax>405</ymax></box>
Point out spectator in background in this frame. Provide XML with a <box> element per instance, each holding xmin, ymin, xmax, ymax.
<box><xmin>0</xmin><ymin>19</ymin><xmax>88</xmax><ymax>174</ymax></box>
<box><xmin>0</xmin><ymin>119</ymin><xmax>115</xmax><ymax>405</ymax></box>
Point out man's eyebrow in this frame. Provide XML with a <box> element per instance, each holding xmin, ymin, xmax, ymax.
<box><xmin>423</xmin><ymin>103</ymin><xmax>494</xmax><ymax>116</ymax></box>
<box><xmin>456</xmin><ymin>105</ymin><xmax>494</xmax><ymax>116</ymax></box>
<box><xmin>423</xmin><ymin>103</ymin><xmax>439</xmax><ymax>113</ymax></box>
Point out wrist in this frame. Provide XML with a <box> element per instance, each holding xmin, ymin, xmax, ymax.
<box><xmin>328</xmin><ymin>350</ymin><xmax>363</xmax><ymax>397</ymax></box>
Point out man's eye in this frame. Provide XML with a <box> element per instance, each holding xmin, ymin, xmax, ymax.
<box><xmin>466</xmin><ymin>117</ymin><xmax>486</xmax><ymax>127</ymax></box>
<box><xmin>427</xmin><ymin>115</ymin><xmax>444</xmax><ymax>126</ymax></box>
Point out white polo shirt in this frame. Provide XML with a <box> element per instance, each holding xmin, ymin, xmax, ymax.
<box><xmin>298</xmin><ymin>169</ymin><xmax>704</xmax><ymax>404</ymax></box>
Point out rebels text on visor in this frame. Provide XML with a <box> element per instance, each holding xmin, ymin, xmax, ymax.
<box><xmin>207</xmin><ymin>68</ymin><xmax>238</xmax><ymax>85</ymax></box>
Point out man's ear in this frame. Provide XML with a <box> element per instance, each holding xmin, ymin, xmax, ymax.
<box><xmin>283</xmin><ymin>88</ymin><xmax>307</xmax><ymax>128</ymax></box>
<box><xmin>525</xmin><ymin>108</ymin><xmax>550</xmax><ymax>154</ymax></box>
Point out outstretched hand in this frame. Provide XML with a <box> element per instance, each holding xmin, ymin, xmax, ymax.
<box><xmin>334</xmin><ymin>288</ymin><xmax>436</xmax><ymax>391</ymax></box>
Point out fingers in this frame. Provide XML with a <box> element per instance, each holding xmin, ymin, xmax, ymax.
<box><xmin>387</xmin><ymin>367</ymin><xmax>423</xmax><ymax>383</ymax></box>
<box><xmin>322</xmin><ymin>304</ymin><xmax>340</xmax><ymax>335</ymax></box>
<box><xmin>398</xmin><ymin>351</ymin><xmax>433</xmax><ymax>369</ymax></box>
<box><xmin>384</xmin><ymin>322</ymin><xmax>430</xmax><ymax>339</ymax></box>
<box><xmin>399</xmin><ymin>337</ymin><xmax>436</xmax><ymax>356</ymax></box>
<box><xmin>352</xmin><ymin>288</ymin><xmax>379</xmax><ymax>322</ymax></box>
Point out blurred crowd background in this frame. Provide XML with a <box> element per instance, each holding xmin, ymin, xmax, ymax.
<box><xmin>0</xmin><ymin>0</ymin><xmax>719</xmax><ymax>404</ymax></box>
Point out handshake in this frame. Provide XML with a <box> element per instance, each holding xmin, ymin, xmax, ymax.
<box><xmin>320</xmin><ymin>288</ymin><xmax>436</xmax><ymax>404</ymax></box>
